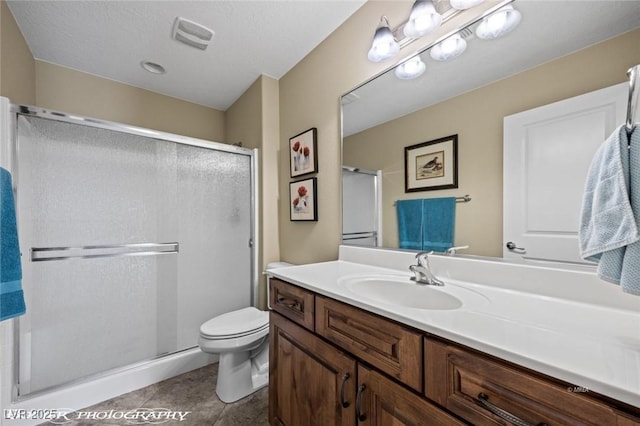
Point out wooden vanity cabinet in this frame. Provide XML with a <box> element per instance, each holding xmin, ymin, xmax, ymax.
<box><xmin>269</xmin><ymin>279</ymin><xmax>463</xmax><ymax>426</ymax></box>
<box><xmin>269</xmin><ymin>278</ymin><xmax>640</xmax><ymax>426</ymax></box>
<box><xmin>425</xmin><ymin>337</ymin><xmax>640</xmax><ymax>426</ymax></box>
<box><xmin>269</xmin><ymin>312</ymin><xmax>357</xmax><ymax>426</ymax></box>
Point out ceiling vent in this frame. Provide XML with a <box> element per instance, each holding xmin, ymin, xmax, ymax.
<box><xmin>172</xmin><ymin>17</ymin><xmax>214</xmax><ymax>50</ymax></box>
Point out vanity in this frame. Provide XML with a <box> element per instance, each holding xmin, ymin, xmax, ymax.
<box><xmin>267</xmin><ymin>246</ymin><xmax>640</xmax><ymax>425</ymax></box>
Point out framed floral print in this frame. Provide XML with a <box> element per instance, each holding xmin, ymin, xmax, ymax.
<box><xmin>290</xmin><ymin>177</ymin><xmax>317</xmax><ymax>221</ymax></box>
<box><xmin>289</xmin><ymin>128</ymin><xmax>318</xmax><ymax>178</ymax></box>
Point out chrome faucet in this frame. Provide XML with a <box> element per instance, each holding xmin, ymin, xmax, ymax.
<box><xmin>409</xmin><ymin>251</ymin><xmax>444</xmax><ymax>286</ymax></box>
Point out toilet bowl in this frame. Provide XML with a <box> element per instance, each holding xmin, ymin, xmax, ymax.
<box><xmin>198</xmin><ymin>261</ymin><xmax>293</xmax><ymax>403</ymax></box>
<box><xmin>198</xmin><ymin>307</ymin><xmax>269</xmax><ymax>403</ymax></box>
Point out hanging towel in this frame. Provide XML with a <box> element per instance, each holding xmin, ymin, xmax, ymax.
<box><xmin>579</xmin><ymin>125</ymin><xmax>640</xmax><ymax>295</ymax></box>
<box><xmin>396</xmin><ymin>199</ymin><xmax>423</xmax><ymax>250</ymax></box>
<box><xmin>0</xmin><ymin>167</ymin><xmax>25</xmax><ymax>321</ymax></box>
<box><xmin>396</xmin><ymin>197</ymin><xmax>456</xmax><ymax>251</ymax></box>
<box><xmin>619</xmin><ymin>127</ymin><xmax>640</xmax><ymax>295</ymax></box>
<box><xmin>579</xmin><ymin>125</ymin><xmax>638</xmax><ymax>259</ymax></box>
<box><xmin>422</xmin><ymin>197</ymin><xmax>456</xmax><ymax>252</ymax></box>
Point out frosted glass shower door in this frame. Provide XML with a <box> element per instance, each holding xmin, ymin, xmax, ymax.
<box><xmin>15</xmin><ymin>115</ymin><xmax>253</xmax><ymax>395</ymax></box>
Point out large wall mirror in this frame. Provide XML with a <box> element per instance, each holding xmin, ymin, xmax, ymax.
<box><xmin>341</xmin><ymin>0</ymin><xmax>640</xmax><ymax>261</ymax></box>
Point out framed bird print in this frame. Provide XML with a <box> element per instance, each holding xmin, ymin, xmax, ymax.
<box><xmin>404</xmin><ymin>134</ymin><xmax>458</xmax><ymax>192</ymax></box>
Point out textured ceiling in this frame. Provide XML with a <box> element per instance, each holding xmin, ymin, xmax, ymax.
<box><xmin>7</xmin><ymin>0</ymin><xmax>367</xmax><ymax>111</ymax></box>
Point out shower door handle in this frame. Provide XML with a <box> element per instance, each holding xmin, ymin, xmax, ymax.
<box><xmin>31</xmin><ymin>242</ymin><xmax>179</xmax><ymax>262</ymax></box>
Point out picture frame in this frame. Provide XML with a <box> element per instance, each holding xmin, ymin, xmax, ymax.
<box><xmin>289</xmin><ymin>128</ymin><xmax>318</xmax><ymax>178</ymax></box>
<box><xmin>404</xmin><ymin>134</ymin><xmax>458</xmax><ymax>192</ymax></box>
<box><xmin>290</xmin><ymin>177</ymin><xmax>318</xmax><ymax>221</ymax></box>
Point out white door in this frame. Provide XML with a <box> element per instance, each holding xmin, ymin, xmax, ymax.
<box><xmin>503</xmin><ymin>83</ymin><xmax>627</xmax><ymax>264</ymax></box>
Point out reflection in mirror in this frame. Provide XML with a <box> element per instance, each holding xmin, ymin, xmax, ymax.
<box><xmin>341</xmin><ymin>1</ymin><xmax>640</xmax><ymax>261</ymax></box>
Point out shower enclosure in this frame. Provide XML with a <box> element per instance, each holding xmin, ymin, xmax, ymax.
<box><xmin>342</xmin><ymin>167</ymin><xmax>382</xmax><ymax>247</ymax></box>
<box><xmin>5</xmin><ymin>104</ymin><xmax>257</xmax><ymax>399</ymax></box>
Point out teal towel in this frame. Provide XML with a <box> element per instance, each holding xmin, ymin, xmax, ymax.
<box><xmin>396</xmin><ymin>197</ymin><xmax>456</xmax><ymax>252</ymax></box>
<box><xmin>396</xmin><ymin>199</ymin><xmax>423</xmax><ymax>250</ymax></box>
<box><xmin>422</xmin><ymin>197</ymin><xmax>456</xmax><ymax>252</ymax></box>
<box><xmin>0</xmin><ymin>167</ymin><xmax>25</xmax><ymax>321</ymax></box>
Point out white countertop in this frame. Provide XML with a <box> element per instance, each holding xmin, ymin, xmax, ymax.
<box><xmin>268</xmin><ymin>246</ymin><xmax>640</xmax><ymax>408</ymax></box>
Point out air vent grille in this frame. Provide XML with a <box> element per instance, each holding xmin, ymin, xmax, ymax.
<box><xmin>172</xmin><ymin>17</ymin><xmax>214</xmax><ymax>51</ymax></box>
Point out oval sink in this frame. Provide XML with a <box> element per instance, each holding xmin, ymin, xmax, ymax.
<box><xmin>338</xmin><ymin>274</ymin><xmax>488</xmax><ymax>310</ymax></box>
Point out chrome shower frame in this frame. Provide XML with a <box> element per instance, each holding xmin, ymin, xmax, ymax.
<box><xmin>5</xmin><ymin>102</ymin><xmax>259</xmax><ymax>401</ymax></box>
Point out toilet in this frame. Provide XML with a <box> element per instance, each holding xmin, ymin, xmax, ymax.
<box><xmin>198</xmin><ymin>262</ymin><xmax>293</xmax><ymax>403</ymax></box>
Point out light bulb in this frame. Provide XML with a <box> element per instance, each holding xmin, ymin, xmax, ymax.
<box><xmin>368</xmin><ymin>16</ymin><xmax>400</xmax><ymax>62</ymax></box>
<box><xmin>403</xmin><ymin>0</ymin><xmax>442</xmax><ymax>39</ymax></box>
<box><xmin>395</xmin><ymin>56</ymin><xmax>426</xmax><ymax>80</ymax></box>
<box><xmin>476</xmin><ymin>5</ymin><xmax>521</xmax><ymax>40</ymax></box>
<box><xmin>450</xmin><ymin>0</ymin><xmax>485</xmax><ymax>10</ymax></box>
<box><xmin>430</xmin><ymin>33</ymin><xmax>467</xmax><ymax>61</ymax></box>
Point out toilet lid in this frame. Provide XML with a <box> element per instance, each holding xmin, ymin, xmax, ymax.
<box><xmin>200</xmin><ymin>307</ymin><xmax>269</xmax><ymax>339</ymax></box>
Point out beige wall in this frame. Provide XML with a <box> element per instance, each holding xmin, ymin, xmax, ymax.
<box><xmin>226</xmin><ymin>75</ymin><xmax>281</xmax><ymax>308</ymax></box>
<box><xmin>0</xmin><ymin>0</ymin><xmax>35</xmax><ymax>105</ymax></box>
<box><xmin>278</xmin><ymin>0</ymin><xmax>501</xmax><ymax>264</ymax></box>
<box><xmin>344</xmin><ymin>29</ymin><xmax>640</xmax><ymax>257</ymax></box>
<box><xmin>35</xmin><ymin>61</ymin><xmax>225</xmax><ymax>142</ymax></box>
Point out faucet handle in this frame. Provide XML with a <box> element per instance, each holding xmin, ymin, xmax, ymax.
<box><xmin>414</xmin><ymin>251</ymin><xmax>432</xmax><ymax>267</ymax></box>
<box><xmin>446</xmin><ymin>245</ymin><xmax>469</xmax><ymax>255</ymax></box>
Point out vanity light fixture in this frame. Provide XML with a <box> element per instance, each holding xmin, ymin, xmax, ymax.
<box><xmin>395</xmin><ymin>55</ymin><xmax>426</xmax><ymax>80</ymax></box>
<box><xmin>475</xmin><ymin>4</ymin><xmax>521</xmax><ymax>40</ymax></box>
<box><xmin>403</xmin><ymin>0</ymin><xmax>443</xmax><ymax>39</ymax></box>
<box><xmin>429</xmin><ymin>32</ymin><xmax>467</xmax><ymax>61</ymax></box>
<box><xmin>368</xmin><ymin>16</ymin><xmax>400</xmax><ymax>62</ymax></box>
<box><xmin>450</xmin><ymin>0</ymin><xmax>485</xmax><ymax>10</ymax></box>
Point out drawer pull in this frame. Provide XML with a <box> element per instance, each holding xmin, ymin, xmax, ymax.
<box><xmin>478</xmin><ymin>393</ymin><xmax>547</xmax><ymax>426</ymax></box>
<box><xmin>340</xmin><ymin>373</ymin><xmax>350</xmax><ymax>408</ymax></box>
<box><xmin>356</xmin><ymin>384</ymin><xmax>367</xmax><ymax>421</ymax></box>
<box><xmin>276</xmin><ymin>296</ymin><xmax>301</xmax><ymax>311</ymax></box>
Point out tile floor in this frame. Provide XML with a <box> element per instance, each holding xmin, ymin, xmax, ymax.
<box><xmin>38</xmin><ymin>363</ymin><xmax>269</xmax><ymax>426</ymax></box>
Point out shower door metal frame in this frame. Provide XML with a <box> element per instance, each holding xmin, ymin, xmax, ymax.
<box><xmin>7</xmin><ymin>103</ymin><xmax>259</xmax><ymax>401</ymax></box>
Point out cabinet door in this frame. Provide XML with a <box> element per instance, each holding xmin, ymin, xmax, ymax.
<box><xmin>357</xmin><ymin>364</ymin><xmax>465</xmax><ymax>426</ymax></box>
<box><xmin>269</xmin><ymin>312</ymin><xmax>357</xmax><ymax>426</ymax></box>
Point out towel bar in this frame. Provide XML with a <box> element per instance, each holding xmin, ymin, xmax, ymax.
<box><xmin>393</xmin><ymin>195</ymin><xmax>471</xmax><ymax>206</ymax></box>
<box><xmin>31</xmin><ymin>242</ymin><xmax>179</xmax><ymax>262</ymax></box>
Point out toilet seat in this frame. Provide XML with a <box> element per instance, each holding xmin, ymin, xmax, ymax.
<box><xmin>200</xmin><ymin>307</ymin><xmax>268</xmax><ymax>340</ymax></box>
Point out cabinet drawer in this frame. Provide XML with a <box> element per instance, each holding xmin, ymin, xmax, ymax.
<box><xmin>316</xmin><ymin>295</ymin><xmax>422</xmax><ymax>392</ymax></box>
<box><xmin>425</xmin><ymin>338</ymin><xmax>638</xmax><ymax>426</ymax></box>
<box><xmin>269</xmin><ymin>278</ymin><xmax>315</xmax><ymax>331</ymax></box>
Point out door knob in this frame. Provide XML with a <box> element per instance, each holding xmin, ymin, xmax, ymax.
<box><xmin>506</xmin><ymin>241</ymin><xmax>526</xmax><ymax>253</ymax></box>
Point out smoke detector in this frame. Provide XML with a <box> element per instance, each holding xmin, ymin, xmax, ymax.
<box><xmin>172</xmin><ymin>17</ymin><xmax>214</xmax><ymax>50</ymax></box>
